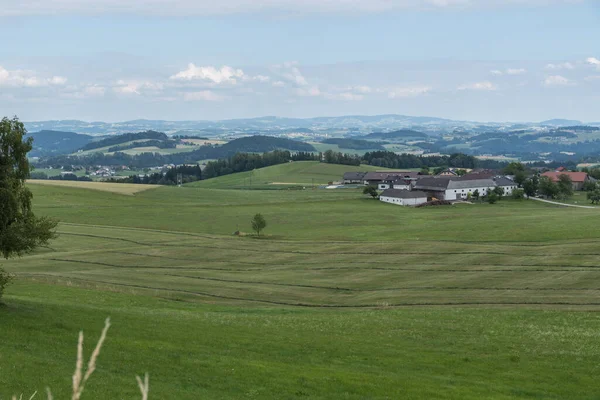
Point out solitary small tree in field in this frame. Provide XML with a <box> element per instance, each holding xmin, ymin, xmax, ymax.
<box><xmin>363</xmin><ymin>186</ymin><xmax>378</xmax><ymax>199</ymax></box>
<box><xmin>251</xmin><ymin>213</ymin><xmax>267</xmax><ymax>236</ymax></box>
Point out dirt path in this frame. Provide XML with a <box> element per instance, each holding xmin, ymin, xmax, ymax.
<box><xmin>528</xmin><ymin>196</ymin><xmax>596</xmax><ymax>209</ymax></box>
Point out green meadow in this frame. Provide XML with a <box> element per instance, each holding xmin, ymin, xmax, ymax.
<box><xmin>2</xmin><ymin>162</ymin><xmax>600</xmax><ymax>399</ymax></box>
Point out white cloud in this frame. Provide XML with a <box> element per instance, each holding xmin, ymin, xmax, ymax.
<box><xmin>272</xmin><ymin>81</ymin><xmax>286</xmax><ymax>87</ymax></box>
<box><xmin>171</xmin><ymin>64</ymin><xmax>245</xmax><ymax>84</ymax></box>
<box><xmin>273</xmin><ymin>61</ymin><xmax>309</xmax><ymax>87</ymax></box>
<box><xmin>295</xmin><ymin>86</ymin><xmax>321</xmax><ymax>97</ymax></box>
<box><xmin>0</xmin><ymin>66</ymin><xmax>68</xmax><ymax>88</ymax></box>
<box><xmin>506</xmin><ymin>68</ymin><xmax>526</xmax><ymax>75</ymax></box>
<box><xmin>490</xmin><ymin>68</ymin><xmax>526</xmax><ymax>76</ymax></box>
<box><xmin>113</xmin><ymin>80</ymin><xmax>163</xmax><ymax>95</ymax></box>
<box><xmin>587</xmin><ymin>57</ymin><xmax>600</xmax><ymax>69</ymax></box>
<box><xmin>48</xmin><ymin>76</ymin><xmax>68</xmax><ymax>85</ymax></box>
<box><xmin>387</xmin><ymin>86</ymin><xmax>432</xmax><ymax>98</ymax></box>
<box><xmin>0</xmin><ymin>0</ymin><xmax>583</xmax><ymax>16</ymax></box>
<box><xmin>457</xmin><ymin>81</ymin><xmax>497</xmax><ymax>91</ymax></box>
<box><xmin>251</xmin><ymin>75</ymin><xmax>271</xmax><ymax>83</ymax></box>
<box><xmin>545</xmin><ymin>62</ymin><xmax>575</xmax><ymax>70</ymax></box>
<box><xmin>183</xmin><ymin>90</ymin><xmax>226</xmax><ymax>101</ymax></box>
<box><xmin>543</xmin><ymin>75</ymin><xmax>571</xmax><ymax>86</ymax></box>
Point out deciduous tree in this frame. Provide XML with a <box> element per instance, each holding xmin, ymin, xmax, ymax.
<box><xmin>251</xmin><ymin>213</ymin><xmax>267</xmax><ymax>236</ymax></box>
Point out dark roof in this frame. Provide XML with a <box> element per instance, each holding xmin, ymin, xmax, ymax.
<box><xmin>413</xmin><ymin>177</ymin><xmax>452</xmax><ymax>190</ymax></box>
<box><xmin>380</xmin><ymin>189</ymin><xmax>428</xmax><ymax>199</ymax></box>
<box><xmin>343</xmin><ymin>172</ymin><xmax>367</xmax><ymax>180</ymax></box>
<box><xmin>391</xmin><ymin>179</ymin><xmax>412</xmax><ymax>185</ymax></box>
<box><xmin>364</xmin><ymin>171</ymin><xmax>420</xmax><ymax>181</ymax></box>
<box><xmin>493</xmin><ymin>177</ymin><xmax>516</xmax><ymax>186</ymax></box>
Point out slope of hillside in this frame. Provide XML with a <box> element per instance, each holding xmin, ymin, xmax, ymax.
<box><xmin>28</xmin><ymin>130</ymin><xmax>93</xmax><ymax>157</ymax></box>
<box><xmin>363</xmin><ymin>129</ymin><xmax>429</xmax><ymax>141</ymax></box>
<box><xmin>191</xmin><ymin>161</ymin><xmax>385</xmax><ymax>188</ymax></box>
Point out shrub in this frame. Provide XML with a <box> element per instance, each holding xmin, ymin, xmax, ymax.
<box><xmin>0</xmin><ymin>268</ymin><xmax>13</xmax><ymax>301</ymax></box>
<box><xmin>511</xmin><ymin>189</ymin><xmax>525</xmax><ymax>200</ymax></box>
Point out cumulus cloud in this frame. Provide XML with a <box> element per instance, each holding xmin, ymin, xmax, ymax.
<box><xmin>0</xmin><ymin>66</ymin><xmax>68</xmax><ymax>88</ymax></box>
<box><xmin>588</xmin><ymin>57</ymin><xmax>600</xmax><ymax>69</ymax></box>
<box><xmin>545</xmin><ymin>62</ymin><xmax>575</xmax><ymax>70</ymax></box>
<box><xmin>295</xmin><ymin>86</ymin><xmax>321</xmax><ymax>97</ymax></box>
<box><xmin>84</xmin><ymin>85</ymin><xmax>106</xmax><ymax>96</ymax></box>
<box><xmin>457</xmin><ymin>81</ymin><xmax>497</xmax><ymax>91</ymax></box>
<box><xmin>0</xmin><ymin>0</ymin><xmax>583</xmax><ymax>16</ymax></box>
<box><xmin>543</xmin><ymin>75</ymin><xmax>571</xmax><ymax>86</ymax></box>
<box><xmin>273</xmin><ymin>62</ymin><xmax>309</xmax><ymax>87</ymax></box>
<box><xmin>171</xmin><ymin>64</ymin><xmax>245</xmax><ymax>84</ymax></box>
<box><xmin>387</xmin><ymin>86</ymin><xmax>432</xmax><ymax>98</ymax></box>
<box><xmin>272</xmin><ymin>81</ymin><xmax>286</xmax><ymax>87</ymax></box>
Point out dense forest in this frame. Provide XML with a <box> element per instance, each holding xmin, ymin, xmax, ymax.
<box><xmin>107</xmin><ymin>139</ymin><xmax>177</xmax><ymax>152</ymax></box>
<box><xmin>363</xmin><ymin>129</ymin><xmax>429</xmax><ymax>141</ymax></box>
<box><xmin>27</xmin><ymin>130</ymin><xmax>93</xmax><ymax>157</ymax></box>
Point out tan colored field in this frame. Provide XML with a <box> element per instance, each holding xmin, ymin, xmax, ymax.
<box><xmin>27</xmin><ymin>179</ymin><xmax>158</xmax><ymax>195</ymax></box>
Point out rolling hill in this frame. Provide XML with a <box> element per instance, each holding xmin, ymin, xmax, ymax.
<box><xmin>363</xmin><ymin>129</ymin><xmax>429</xmax><ymax>141</ymax></box>
<box><xmin>28</xmin><ymin>130</ymin><xmax>93</xmax><ymax>157</ymax></box>
<box><xmin>191</xmin><ymin>161</ymin><xmax>386</xmax><ymax>188</ymax></box>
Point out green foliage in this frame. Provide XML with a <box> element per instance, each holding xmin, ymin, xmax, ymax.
<box><xmin>583</xmin><ymin>180</ymin><xmax>597</xmax><ymax>192</ymax></box>
<box><xmin>0</xmin><ymin>117</ymin><xmax>58</xmax><ymax>261</ymax></box>
<box><xmin>493</xmin><ymin>186</ymin><xmax>505</xmax><ymax>198</ymax></box>
<box><xmin>587</xmin><ymin>189</ymin><xmax>600</xmax><ymax>204</ymax></box>
<box><xmin>511</xmin><ymin>188</ymin><xmax>525</xmax><ymax>200</ymax></box>
<box><xmin>514</xmin><ymin>170</ymin><xmax>527</xmax><ymax>187</ymax></box>
<box><xmin>419</xmin><ymin>167</ymin><xmax>430</xmax><ymax>175</ymax></box>
<box><xmin>557</xmin><ymin>174</ymin><xmax>574</xmax><ymax>199</ymax></box>
<box><xmin>363</xmin><ymin>186</ymin><xmax>378</xmax><ymax>198</ymax></box>
<box><xmin>472</xmin><ymin>189</ymin><xmax>480</xmax><ymax>200</ymax></box>
<box><xmin>251</xmin><ymin>213</ymin><xmax>267</xmax><ymax>236</ymax></box>
<box><xmin>0</xmin><ymin>268</ymin><xmax>13</xmax><ymax>301</ymax></box>
<box><xmin>487</xmin><ymin>191</ymin><xmax>499</xmax><ymax>204</ymax></box>
<box><xmin>322</xmin><ymin>150</ymin><xmax>361</xmax><ymax>166</ymax></box>
<box><xmin>538</xmin><ymin>176</ymin><xmax>560</xmax><ymax>199</ymax></box>
<box><xmin>523</xmin><ymin>177</ymin><xmax>539</xmax><ymax>198</ymax></box>
<box><xmin>503</xmin><ymin>162</ymin><xmax>526</xmax><ymax>175</ymax></box>
<box><xmin>455</xmin><ymin>169</ymin><xmax>467</xmax><ymax>176</ymax></box>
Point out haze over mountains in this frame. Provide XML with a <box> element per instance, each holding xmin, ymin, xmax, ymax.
<box><xmin>24</xmin><ymin>115</ymin><xmax>599</xmax><ymax>136</ymax></box>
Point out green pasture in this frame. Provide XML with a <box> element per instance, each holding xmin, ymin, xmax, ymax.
<box><xmin>2</xmin><ymin>176</ymin><xmax>600</xmax><ymax>398</ymax></box>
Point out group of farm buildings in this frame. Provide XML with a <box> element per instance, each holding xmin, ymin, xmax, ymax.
<box><xmin>343</xmin><ymin>168</ymin><xmax>591</xmax><ymax>207</ymax></box>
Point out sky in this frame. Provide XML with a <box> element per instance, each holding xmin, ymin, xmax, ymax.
<box><xmin>1</xmin><ymin>0</ymin><xmax>599</xmax><ymax>123</ymax></box>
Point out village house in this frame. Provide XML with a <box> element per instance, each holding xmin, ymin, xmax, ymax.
<box><xmin>541</xmin><ymin>170</ymin><xmax>591</xmax><ymax>191</ymax></box>
<box><xmin>379</xmin><ymin>189</ymin><xmax>428</xmax><ymax>206</ymax></box>
<box><xmin>362</xmin><ymin>171</ymin><xmax>422</xmax><ymax>186</ymax></box>
<box><xmin>436</xmin><ymin>169</ymin><xmax>458</xmax><ymax>177</ymax></box>
<box><xmin>342</xmin><ymin>172</ymin><xmax>367</xmax><ymax>184</ymax></box>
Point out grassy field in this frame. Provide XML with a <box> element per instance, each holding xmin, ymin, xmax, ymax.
<box><xmin>27</xmin><ymin>179</ymin><xmax>158</xmax><ymax>195</ymax></box>
<box><xmin>192</xmin><ymin>161</ymin><xmax>387</xmax><ymax>189</ymax></box>
<box><xmin>2</xmin><ymin>179</ymin><xmax>600</xmax><ymax>398</ymax></box>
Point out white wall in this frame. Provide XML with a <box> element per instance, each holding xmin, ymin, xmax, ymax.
<box><xmin>380</xmin><ymin>196</ymin><xmax>427</xmax><ymax>206</ymax></box>
<box><xmin>393</xmin><ymin>184</ymin><xmax>410</xmax><ymax>190</ymax></box>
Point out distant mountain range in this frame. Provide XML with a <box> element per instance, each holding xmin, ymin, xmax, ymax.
<box><xmin>24</xmin><ymin>115</ymin><xmax>599</xmax><ymax>136</ymax></box>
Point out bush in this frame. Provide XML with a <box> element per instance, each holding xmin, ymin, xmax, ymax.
<box><xmin>0</xmin><ymin>268</ymin><xmax>13</xmax><ymax>301</ymax></box>
<box><xmin>511</xmin><ymin>188</ymin><xmax>525</xmax><ymax>200</ymax></box>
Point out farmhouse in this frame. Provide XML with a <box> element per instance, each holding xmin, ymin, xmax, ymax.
<box><xmin>343</xmin><ymin>172</ymin><xmax>367</xmax><ymax>184</ymax></box>
<box><xmin>541</xmin><ymin>171</ymin><xmax>590</xmax><ymax>191</ymax></box>
<box><xmin>414</xmin><ymin>177</ymin><xmax>517</xmax><ymax>201</ymax></box>
<box><xmin>378</xmin><ymin>178</ymin><xmax>412</xmax><ymax>190</ymax></box>
<box><xmin>379</xmin><ymin>189</ymin><xmax>428</xmax><ymax>206</ymax></box>
<box><xmin>362</xmin><ymin>171</ymin><xmax>421</xmax><ymax>186</ymax></box>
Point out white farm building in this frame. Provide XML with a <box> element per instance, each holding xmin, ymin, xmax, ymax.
<box><xmin>379</xmin><ymin>189</ymin><xmax>428</xmax><ymax>206</ymax></box>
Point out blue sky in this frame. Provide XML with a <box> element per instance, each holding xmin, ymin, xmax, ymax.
<box><xmin>1</xmin><ymin>0</ymin><xmax>599</xmax><ymax>122</ymax></box>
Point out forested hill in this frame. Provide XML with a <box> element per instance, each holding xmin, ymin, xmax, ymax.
<box><xmin>220</xmin><ymin>135</ymin><xmax>315</xmax><ymax>153</ymax></box>
<box><xmin>34</xmin><ymin>135</ymin><xmax>316</xmax><ymax>168</ymax></box>
<box><xmin>79</xmin><ymin>130</ymin><xmax>168</xmax><ymax>152</ymax></box>
<box><xmin>28</xmin><ymin>130</ymin><xmax>93</xmax><ymax>157</ymax></box>
<box><xmin>363</xmin><ymin>129</ymin><xmax>429</xmax><ymax>140</ymax></box>
<box><xmin>321</xmin><ymin>138</ymin><xmax>385</xmax><ymax>150</ymax></box>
